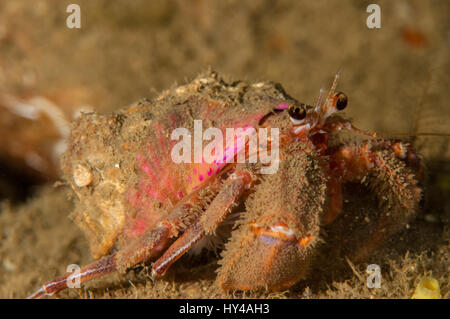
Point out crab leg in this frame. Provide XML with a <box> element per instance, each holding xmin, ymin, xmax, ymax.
<box><xmin>27</xmin><ymin>166</ymin><xmax>250</xmax><ymax>298</ymax></box>
<box><xmin>151</xmin><ymin>221</ymin><xmax>204</xmax><ymax>276</ymax></box>
<box><xmin>152</xmin><ymin>170</ymin><xmax>253</xmax><ymax>276</ymax></box>
<box><xmin>27</xmin><ymin>220</ymin><xmax>180</xmax><ymax>299</ymax></box>
<box><xmin>27</xmin><ymin>176</ymin><xmax>224</xmax><ymax>299</ymax></box>
<box><xmin>326</xmin><ymin>140</ymin><xmax>422</xmax><ymax>261</ymax></box>
<box><xmin>27</xmin><ymin>253</ymin><xmax>117</xmax><ymax>299</ymax></box>
<box><xmin>322</xmin><ymin>176</ymin><xmax>343</xmax><ymax>225</ymax></box>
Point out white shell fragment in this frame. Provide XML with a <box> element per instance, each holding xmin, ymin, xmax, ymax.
<box><xmin>73</xmin><ymin>164</ymin><xmax>93</xmax><ymax>187</ymax></box>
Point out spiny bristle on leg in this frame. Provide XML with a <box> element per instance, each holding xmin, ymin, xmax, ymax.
<box><xmin>187</xmin><ymin>212</ymin><xmax>242</xmax><ymax>257</ymax></box>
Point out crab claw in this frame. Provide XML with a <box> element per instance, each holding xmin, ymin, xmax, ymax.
<box><xmin>217</xmin><ymin>222</ymin><xmax>315</xmax><ymax>291</ymax></box>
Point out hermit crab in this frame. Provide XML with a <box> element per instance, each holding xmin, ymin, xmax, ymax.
<box><xmin>28</xmin><ymin>71</ymin><xmax>423</xmax><ymax>298</ymax></box>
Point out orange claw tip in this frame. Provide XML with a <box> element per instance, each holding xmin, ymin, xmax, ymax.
<box><xmin>392</xmin><ymin>142</ymin><xmax>407</xmax><ymax>159</ymax></box>
<box><xmin>249</xmin><ymin>222</ymin><xmax>295</xmax><ymax>241</ymax></box>
<box><xmin>249</xmin><ymin>222</ymin><xmax>313</xmax><ymax>247</ymax></box>
<box><xmin>298</xmin><ymin>234</ymin><xmax>314</xmax><ymax>247</ymax></box>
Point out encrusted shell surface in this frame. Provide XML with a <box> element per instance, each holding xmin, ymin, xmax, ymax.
<box><xmin>61</xmin><ymin>71</ymin><xmax>293</xmax><ymax>258</ymax></box>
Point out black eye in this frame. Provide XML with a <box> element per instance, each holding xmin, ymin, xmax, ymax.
<box><xmin>288</xmin><ymin>104</ymin><xmax>306</xmax><ymax>120</ymax></box>
<box><xmin>336</xmin><ymin>92</ymin><xmax>348</xmax><ymax>110</ymax></box>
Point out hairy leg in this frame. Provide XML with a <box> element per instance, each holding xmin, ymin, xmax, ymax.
<box><xmin>27</xmin><ymin>168</ymin><xmax>251</xmax><ymax>298</ymax></box>
<box><xmin>151</xmin><ymin>170</ymin><xmax>253</xmax><ymax>276</ymax></box>
<box><xmin>325</xmin><ymin>140</ymin><xmax>423</xmax><ymax>261</ymax></box>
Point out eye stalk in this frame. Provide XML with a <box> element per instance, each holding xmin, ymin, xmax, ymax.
<box><xmin>289</xmin><ymin>73</ymin><xmax>346</xmax><ymax>137</ymax></box>
<box><xmin>288</xmin><ymin>104</ymin><xmax>307</xmax><ymax>121</ymax></box>
<box><xmin>335</xmin><ymin>92</ymin><xmax>348</xmax><ymax>110</ymax></box>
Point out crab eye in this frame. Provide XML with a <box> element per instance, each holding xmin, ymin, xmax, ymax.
<box><xmin>335</xmin><ymin>92</ymin><xmax>348</xmax><ymax>110</ymax></box>
<box><xmin>288</xmin><ymin>104</ymin><xmax>306</xmax><ymax>121</ymax></box>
